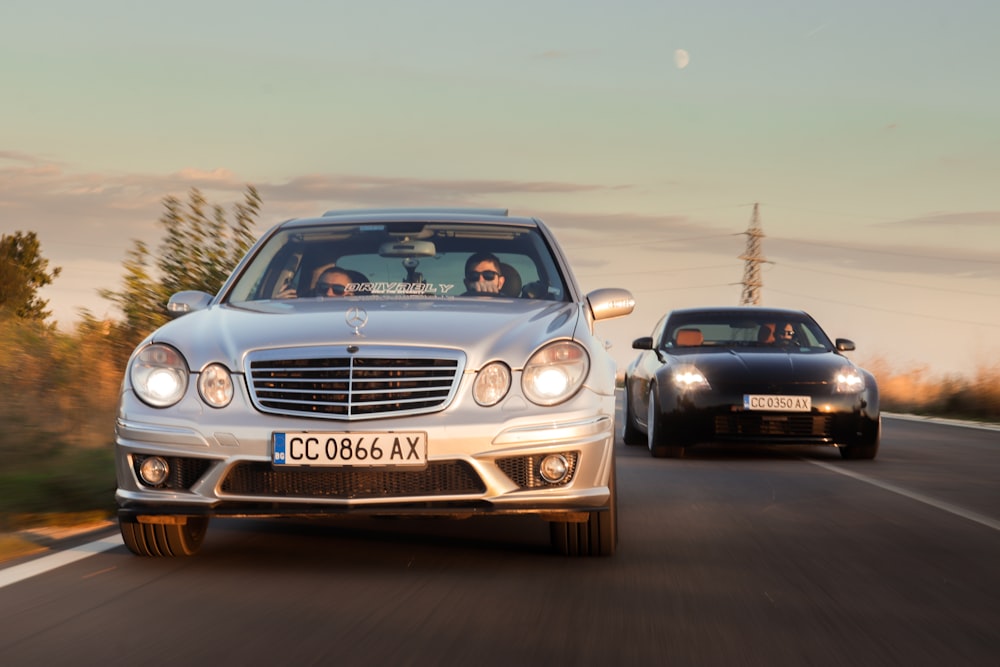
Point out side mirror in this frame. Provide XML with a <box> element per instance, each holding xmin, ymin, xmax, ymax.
<box><xmin>167</xmin><ymin>290</ymin><xmax>214</xmax><ymax>317</ymax></box>
<box><xmin>586</xmin><ymin>288</ymin><xmax>635</xmax><ymax>321</ymax></box>
<box><xmin>632</xmin><ymin>336</ymin><xmax>654</xmax><ymax>350</ymax></box>
<box><xmin>835</xmin><ymin>338</ymin><xmax>856</xmax><ymax>352</ymax></box>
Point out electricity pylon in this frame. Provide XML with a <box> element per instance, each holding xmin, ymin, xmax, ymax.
<box><xmin>739</xmin><ymin>203</ymin><xmax>766</xmax><ymax>305</ymax></box>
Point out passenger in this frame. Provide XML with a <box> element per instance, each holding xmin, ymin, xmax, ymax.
<box><xmin>462</xmin><ymin>252</ymin><xmax>507</xmax><ymax>296</ymax></box>
<box><xmin>311</xmin><ymin>267</ymin><xmax>355</xmax><ymax>297</ymax></box>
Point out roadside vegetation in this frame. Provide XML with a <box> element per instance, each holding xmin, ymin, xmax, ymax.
<box><xmin>1</xmin><ymin>187</ymin><xmax>997</xmax><ymax>534</ymax></box>
<box><xmin>1</xmin><ymin>187</ymin><xmax>259</xmax><ymax>535</ymax></box>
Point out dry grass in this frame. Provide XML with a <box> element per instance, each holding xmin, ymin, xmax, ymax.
<box><xmin>862</xmin><ymin>355</ymin><xmax>1000</xmax><ymax>422</ymax></box>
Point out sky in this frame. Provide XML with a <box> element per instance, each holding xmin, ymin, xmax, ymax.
<box><xmin>2</xmin><ymin>0</ymin><xmax>998</xmax><ymax>379</ymax></box>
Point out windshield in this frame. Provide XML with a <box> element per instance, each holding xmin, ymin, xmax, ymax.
<box><xmin>225</xmin><ymin>220</ymin><xmax>569</xmax><ymax>303</ymax></box>
<box><xmin>661</xmin><ymin>312</ymin><xmax>834</xmax><ymax>352</ymax></box>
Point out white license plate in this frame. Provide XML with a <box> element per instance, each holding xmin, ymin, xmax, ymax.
<box><xmin>273</xmin><ymin>432</ymin><xmax>427</xmax><ymax>467</ymax></box>
<box><xmin>743</xmin><ymin>395</ymin><xmax>811</xmax><ymax>412</ymax></box>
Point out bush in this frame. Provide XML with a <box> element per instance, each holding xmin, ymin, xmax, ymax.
<box><xmin>0</xmin><ymin>318</ymin><xmax>119</xmax><ymax>529</ymax></box>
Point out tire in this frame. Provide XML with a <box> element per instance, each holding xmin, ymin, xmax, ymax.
<box><xmin>647</xmin><ymin>386</ymin><xmax>684</xmax><ymax>458</ymax></box>
<box><xmin>119</xmin><ymin>514</ymin><xmax>209</xmax><ymax>557</ymax></box>
<box><xmin>550</xmin><ymin>456</ymin><xmax>618</xmax><ymax>557</ymax></box>
<box><xmin>839</xmin><ymin>416</ymin><xmax>881</xmax><ymax>460</ymax></box>
<box><xmin>622</xmin><ymin>384</ymin><xmax>645</xmax><ymax>446</ymax></box>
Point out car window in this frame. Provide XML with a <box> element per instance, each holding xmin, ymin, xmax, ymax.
<box><xmin>225</xmin><ymin>221</ymin><xmax>568</xmax><ymax>302</ymax></box>
<box><xmin>663</xmin><ymin>315</ymin><xmax>834</xmax><ymax>352</ymax></box>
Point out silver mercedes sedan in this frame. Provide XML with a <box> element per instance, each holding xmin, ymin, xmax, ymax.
<box><xmin>115</xmin><ymin>208</ymin><xmax>634</xmax><ymax>557</ymax></box>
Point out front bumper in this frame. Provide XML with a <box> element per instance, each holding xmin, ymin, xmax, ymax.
<box><xmin>115</xmin><ymin>411</ymin><xmax>616</xmax><ymax>521</ymax></box>
<box><xmin>661</xmin><ymin>391</ymin><xmax>878</xmax><ymax>446</ymax></box>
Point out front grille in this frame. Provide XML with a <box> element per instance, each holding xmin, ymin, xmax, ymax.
<box><xmin>496</xmin><ymin>452</ymin><xmax>579</xmax><ymax>489</ymax></box>
<box><xmin>714</xmin><ymin>414</ymin><xmax>832</xmax><ymax>438</ymax></box>
<box><xmin>220</xmin><ymin>461</ymin><xmax>485</xmax><ymax>499</ymax></box>
<box><xmin>246</xmin><ymin>347</ymin><xmax>464</xmax><ymax>421</ymax></box>
<box><xmin>133</xmin><ymin>455</ymin><xmax>212</xmax><ymax>490</ymax></box>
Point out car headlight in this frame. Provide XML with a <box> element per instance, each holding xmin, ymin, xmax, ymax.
<box><xmin>130</xmin><ymin>344</ymin><xmax>189</xmax><ymax>408</ymax></box>
<box><xmin>473</xmin><ymin>362</ymin><xmax>511</xmax><ymax>406</ymax></box>
<box><xmin>198</xmin><ymin>363</ymin><xmax>234</xmax><ymax>408</ymax></box>
<box><xmin>672</xmin><ymin>366</ymin><xmax>710</xmax><ymax>391</ymax></box>
<box><xmin>834</xmin><ymin>367</ymin><xmax>865</xmax><ymax>393</ymax></box>
<box><xmin>522</xmin><ymin>341</ymin><xmax>590</xmax><ymax>406</ymax></box>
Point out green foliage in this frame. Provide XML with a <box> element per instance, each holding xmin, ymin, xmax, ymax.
<box><xmin>100</xmin><ymin>184</ymin><xmax>261</xmax><ymax>345</ymax></box>
<box><xmin>0</xmin><ymin>446</ymin><xmax>116</xmax><ymax>528</ymax></box>
<box><xmin>0</xmin><ymin>230</ymin><xmax>62</xmax><ymax>321</ymax></box>
<box><xmin>0</xmin><ymin>317</ymin><xmax>119</xmax><ymax>529</ymax></box>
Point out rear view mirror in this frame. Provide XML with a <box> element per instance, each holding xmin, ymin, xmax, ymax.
<box><xmin>379</xmin><ymin>240</ymin><xmax>437</xmax><ymax>258</ymax></box>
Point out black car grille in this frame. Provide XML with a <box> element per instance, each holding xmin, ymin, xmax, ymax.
<box><xmin>219</xmin><ymin>461</ymin><xmax>485</xmax><ymax>499</ymax></box>
<box><xmin>246</xmin><ymin>348</ymin><xmax>463</xmax><ymax>420</ymax></box>
<box><xmin>714</xmin><ymin>414</ymin><xmax>833</xmax><ymax>439</ymax></box>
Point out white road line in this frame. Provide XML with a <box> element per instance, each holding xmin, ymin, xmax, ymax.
<box><xmin>0</xmin><ymin>534</ymin><xmax>123</xmax><ymax>590</ymax></box>
<box><xmin>808</xmin><ymin>459</ymin><xmax>1000</xmax><ymax>532</ymax></box>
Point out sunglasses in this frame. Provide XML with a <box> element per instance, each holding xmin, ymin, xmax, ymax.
<box><xmin>466</xmin><ymin>270</ymin><xmax>500</xmax><ymax>282</ymax></box>
<box><xmin>781</xmin><ymin>330</ymin><xmax>794</xmax><ymax>336</ymax></box>
<box><xmin>316</xmin><ymin>283</ymin><xmax>348</xmax><ymax>295</ymax></box>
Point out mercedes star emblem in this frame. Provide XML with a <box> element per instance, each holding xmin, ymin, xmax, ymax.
<box><xmin>346</xmin><ymin>306</ymin><xmax>368</xmax><ymax>336</ymax></box>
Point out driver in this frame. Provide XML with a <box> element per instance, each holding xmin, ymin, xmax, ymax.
<box><xmin>462</xmin><ymin>252</ymin><xmax>506</xmax><ymax>296</ymax></box>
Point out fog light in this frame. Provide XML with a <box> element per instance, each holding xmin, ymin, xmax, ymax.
<box><xmin>538</xmin><ymin>454</ymin><xmax>569</xmax><ymax>484</ymax></box>
<box><xmin>139</xmin><ymin>456</ymin><xmax>170</xmax><ymax>486</ymax></box>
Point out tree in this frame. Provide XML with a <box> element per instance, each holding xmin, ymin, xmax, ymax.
<box><xmin>101</xmin><ymin>185</ymin><xmax>261</xmax><ymax>343</ymax></box>
<box><xmin>0</xmin><ymin>231</ymin><xmax>62</xmax><ymax>321</ymax></box>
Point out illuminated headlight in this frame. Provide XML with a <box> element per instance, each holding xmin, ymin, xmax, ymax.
<box><xmin>672</xmin><ymin>366</ymin><xmax>710</xmax><ymax>391</ymax></box>
<box><xmin>130</xmin><ymin>344</ymin><xmax>189</xmax><ymax>407</ymax></box>
<box><xmin>522</xmin><ymin>341</ymin><xmax>590</xmax><ymax>406</ymax></box>
<box><xmin>835</xmin><ymin>367</ymin><xmax>865</xmax><ymax>393</ymax></box>
<box><xmin>198</xmin><ymin>363</ymin><xmax>234</xmax><ymax>408</ymax></box>
<box><xmin>473</xmin><ymin>362</ymin><xmax>511</xmax><ymax>406</ymax></box>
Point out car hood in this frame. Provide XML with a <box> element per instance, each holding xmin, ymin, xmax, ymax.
<box><xmin>149</xmin><ymin>298</ymin><xmax>583</xmax><ymax>372</ymax></box>
<box><xmin>676</xmin><ymin>348</ymin><xmax>853</xmax><ymax>383</ymax></box>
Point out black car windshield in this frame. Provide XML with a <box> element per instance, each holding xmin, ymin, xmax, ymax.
<box><xmin>225</xmin><ymin>221</ymin><xmax>569</xmax><ymax>302</ymax></box>
<box><xmin>662</xmin><ymin>313</ymin><xmax>834</xmax><ymax>352</ymax></box>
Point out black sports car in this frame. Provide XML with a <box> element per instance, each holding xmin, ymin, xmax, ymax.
<box><xmin>622</xmin><ymin>307</ymin><xmax>880</xmax><ymax>459</ymax></box>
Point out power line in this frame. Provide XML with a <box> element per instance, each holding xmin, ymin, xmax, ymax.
<box><xmin>773</xmin><ymin>261</ymin><xmax>1000</xmax><ymax>298</ymax></box>
<box><xmin>766</xmin><ymin>287</ymin><xmax>1000</xmax><ymax>329</ymax></box>
<box><xmin>771</xmin><ymin>236</ymin><xmax>1000</xmax><ymax>265</ymax></box>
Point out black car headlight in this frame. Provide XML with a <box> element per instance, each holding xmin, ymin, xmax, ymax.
<box><xmin>834</xmin><ymin>367</ymin><xmax>865</xmax><ymax>393</ymax></box>
<box><xmin>672</xmin><ymin>365</ymin><xmax>710</xmax><ymax>391</ymax></box>
<box><xmin>130</xmin><ymin>344</ymin><xmax>189</xmax><ymax>408</ymax></box>
<box><xmin>522</xmin><ymin>341</ymin><xmax>590</xmax><ymax>406</ymax></box>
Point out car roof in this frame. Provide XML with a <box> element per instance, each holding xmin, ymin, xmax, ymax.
<box><xmin>668</xmin><ymin>306</ymin><xmax>811</xmax><ymax>319</ymax></box>
<box><xmin>277</xmin><ymin>207</ymin><xmax>543</xmax><ymax>230</ymax></box>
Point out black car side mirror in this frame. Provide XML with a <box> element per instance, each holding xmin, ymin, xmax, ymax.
<box><xmin>835</xmin><ymin>338</ymin><xmax>856</xmax><ymax>352</ymax></box>
<box><xmin>632</xmin><ymin>336</ymin><xmax>654</xmax><ymax>350</ymax></box>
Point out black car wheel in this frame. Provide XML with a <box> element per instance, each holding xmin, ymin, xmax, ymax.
<box><xmin>119</xmin><ymin>514</ymin><xmax>209</xmax><ymax>557</ymax></box>
<box><xmin>647</xmin><ymin>386</ymin><xmax>685</xmax><ymax>458</ymax></box>
<box><xmin>622</xmin><ymin>382</ymin><xmax>645</xmax><ymax>446</ymax></box>
<box><xmin>839</xmin><ymin>415</ymin><xmax>881</xmax><ymax>460</ymax></box>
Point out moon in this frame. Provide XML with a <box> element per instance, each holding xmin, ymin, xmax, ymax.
<box><xmin>674</xmin><ymin>49</ymin><xmax>690</xmax><ymax>69</ymax></box>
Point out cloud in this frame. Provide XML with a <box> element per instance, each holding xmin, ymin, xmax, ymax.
<box><xmin>8</xmin><ymin>153</ymin><xmax>998</xmax><ymax>331</ymax></box>
<box><xmin>766</xmin><ymin>236</ymin><xmax>1000</xmax><ymax>279</ymax></box>
<box><xmin>881</xmin><ymin>211</ymin><xmax>1000</xmax><ymax>228</ymax></box>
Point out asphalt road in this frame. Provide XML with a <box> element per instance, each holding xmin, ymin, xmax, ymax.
<box><xmin>1</xmin><ymin>415</ymin><xmax>998</xmax><ymax>666</ymax></box>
